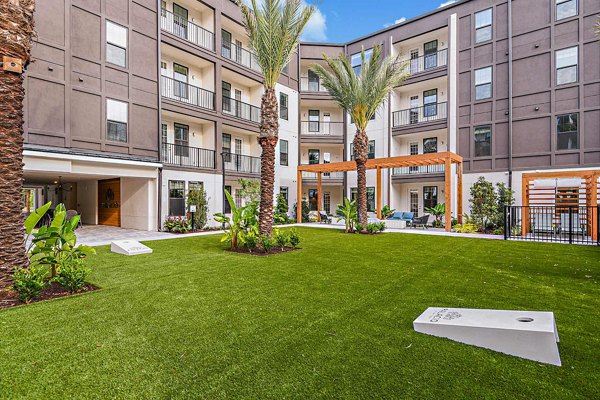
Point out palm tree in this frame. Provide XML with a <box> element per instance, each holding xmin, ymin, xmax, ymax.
<box><xmin>239</xmin><ymin>0</ymin><xmax>313</xmax><ymax>236</ymax></box>
<box><xmin>312</xmin><ymin>45</ymin><xmax>408</xmax><ymax>230</ymax></box>
<box><xmin>0</xmin><ymin>0</ymin><xmax>36</xmax><ymax>286</ymax></box>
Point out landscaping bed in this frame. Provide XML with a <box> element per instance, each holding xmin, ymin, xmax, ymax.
<box><xmin>227</xmin><ymin>246</ymin><xmax>299</xmax><ymax>256</ymax></box>
<box><xmin>0</xmin><ymin>282</ymin><xmax>97</xmax><ymax>310</ymax></box>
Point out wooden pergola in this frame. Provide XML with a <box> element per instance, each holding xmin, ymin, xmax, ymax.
<box><xmin>297</xmin><ymin>152</ymin><xmax>464</xmax><ymax>231</ymax></box>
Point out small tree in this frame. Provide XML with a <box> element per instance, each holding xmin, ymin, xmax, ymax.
<box><xmin>292</xmin><ymin>198</ymin><xmax>310</xmax><ymax>223</ymax></box>
<box><xmin>238</xmin><ymin>178</ymin><xmax>261</xmax><ymax>206</ymax></box>
<box><xmin>274</xmin><ymin>193</ymin><xmax>289</xmax><ymax>224</ymax></box>
<box><xmin>469</xmin><ymin>177</ymin><xmax>497</xmax><ymax>233</ymax></box>
<box><xmin>187</xmin><ymin>186</ymin><xmax>209</xmax><ymax>229</ymax></box>
<box><xmin>336</xmin><ymin>197</ymin><xmax>358</xmax><ymax>233</ymax></box>
<box><xmin>494</xmin><ymin>182</ymin><xmax>515</xmax><ymax>228</ymax></box>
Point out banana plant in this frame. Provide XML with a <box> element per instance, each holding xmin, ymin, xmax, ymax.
<box><xmin>335</xmin><ymin>197</ymin><xmax>358</xmax><ymax>233</ymax></box>
<box><xmin>425</xmin><ymin>203</ymin><xmax>446</xmax><ymax>228</ymax></box>
<box><xmin>28</xmin><ymin>203</ymin><xmax>95</xmax><ymax>277</ymax></box>
<box><xmin>214</xmin><ymin>190</ymin><xmax>259</xmax><ymax>249</ymax></box>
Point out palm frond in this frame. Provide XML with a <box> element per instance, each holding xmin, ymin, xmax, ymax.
<box><xmin>238</xmin><ymin>0</ymin><xmax>314</xmax><ymax>88</ymax></box>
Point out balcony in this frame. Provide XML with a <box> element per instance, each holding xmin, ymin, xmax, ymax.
<box><xmin>396</xmin><ymin>49</ymin><xmax>448</xmax><ymax>82</ymax></box>
<box><xmin>300</xmin><ymin>77</ymin><xmax>329</xmax><ymax>93</ymax></box>
<box><xmin>161</xmin><ymin>76</ymin><xmax>215</xmax><ymax>111</ymax></box>
<box><xmin>221</xmin><ymin>41</ymin><xmax>261</xmax><ymax>73</ymax></box>
<box><xmin>392</xmin><ymin>164</ymin><xmax>445</xmax><ymax>181</ymax></box>
<box><xmin>392</xmin><ymin>102</ymin><xmax>447</xmax><ymax>134</ymax></box>
<box><xmin>222</xmin><ymin>152</ymin><xmax>261</xmax><ymax>176</ymax></box>
<box><xmin>222</xmin><ymin>96</ymin><xmax>260</xmax><ymax>123</ymax></box>
<box><xmin>160</xmin><ymin>9</ymin><xmax>214</xmax><ymax>52</ymax></box>
<box><xmin>162</xmin><ymin>142</ymin><xmax>216</xmax><ymax>169</ymax></box>
<box><xmin>301</xmin><ymin>170</ymin><xmax>344</xmax><ymax>182</ymax></box>
<box><xmin>300</xmin><ymin>121</ymin><xmax>344</xmax><ymax>143</ymax></box>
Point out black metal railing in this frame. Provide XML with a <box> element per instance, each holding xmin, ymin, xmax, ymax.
<box><xmin>300</xmin><ymin>121</ymin><xmax>344</xmax><ymax>136</ymax></box>
<box><xmin>300</xmin><ymin>77</ymin><xmax>330</xmax><ymax>93</ymax></box>
<box><xmin>222</xmin><ymin>96</ymin><xmax>260</xmax><ymax>123</ymax></box>
<box><xmin>222</xmin><ymin>152</ymin><xmax>261</xmax><ymax>175</ymax></box>
<box><xmin>392</xmin><ymin>102</ymin><xmax>447</xmax><ymax>127</ymax></box>
<box><xmin>160</xmin><ymin>8</ymin><xmax>214</xmax><ymax>51</ymax></box>
<box><xmin>162</xmin><ymin>142</ymin><xmax>216</xmax><ymax>169</ymax></box>
<box><xmin>397</xmin><ymin>49</ymin><xmax>448</xmax><ymax>75</ymax></box>
<box><xmin>161</xmin><ymin>76</ymin><xmax>215</xmax><ymax>110</ymax></box>
<box><xmin>504</xmin><ymin>206</ymin><xmax>600</xmax><ymax>245</ymax></box>
<box><xmin>221</xmin><ymin>41</ymin><xmax>261</xmax><ymax>72</ymax></box>
<box><xmin>392</xmin><ymin>164</ymin><xmax>445</xmax><ymax>176</ymax></box>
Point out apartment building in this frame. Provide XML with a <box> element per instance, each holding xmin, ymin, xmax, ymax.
<box><xmin>298</xmin><ymin>0</ymin><xmax>599</xmax><ymax>217</ymax></box>
<box><xmin>20</xmin><ymin>0</ymin><xmax>599</xmax><ymax>231</ymax></box>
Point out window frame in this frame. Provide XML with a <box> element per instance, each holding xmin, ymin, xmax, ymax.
<box><xmin>556</xmin><ymin>113</ymin><xmax>578</xmax><ymax>151</ymax></box>
<box><xmin>555</xmin><ymin>46</ymin><xmax>578</xmax><ymax>86</ymax></box>
<box><xmin>279</xmin><ymin>93</ymin><xmax>288</xmax><ymax>120</ymax></box>
<box><xmin>308</xmin><ymin>148</ymin><xmax>320</xmax><ymax>165</ymax></box>
<box><xmin>474</xmin><ymin>66</ymin><xmax>493</xmax><ymax>100</ymax></box>
<box><xmin>280</xmin><ymin>139</ymin><xmax>289</xmax><ymax>166</ymax></box>
<box><xmin>350</xmin><ymin>187</ymin><xmax>376</xmax><ymax>212</ymax></box>
<box><xmin>474</xmin><ymin>125</ymin><xmax>492</xmax><ymax>157</ymax></box>
<box><xmin>106</xmin><ymin>20</ymin><xmax>127</xmax><ymax>68</ymax></box>
<box><xmin>280</xmin><ymin>187</ymin><xmax>289</xmax><ymax>204</ymax></box>
<box><xmin>106</xmin><ymin>98</ymin><xmax>128</xmax><ymax>143</ymax></box>
<box><xmin>555</xmin><ymin>0</ymin><xmax>577</xmax><ymax>21</ymax></box>
<box><xmin>474</xmin><ymin>8</ymin><xmax>493</xmax><ymax>44</ymax></box>
<box><xmin>168</xmin><ymin>180</ymin><xmax>186</xmax><ymax>216</ymax></box>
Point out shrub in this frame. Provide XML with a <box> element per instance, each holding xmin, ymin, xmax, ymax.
<box><xmin>355</xmin><ymin>223</ymin><xmax>364</xmax><ymax>233</ymax></box>
<box><xmin>214</xmin><ymin>190</ymin><xmax>259</xmax><ymax>250</ymax></box>
<box><xmin>381</xmin><ymin>205</ymin><xmax>395</xmax><ymax>219</ymax></box>
<box><xmin>163</xmin><ymin>216</ymin><xmax>191</xmax><ymax>233</ymax></box>
<box><xmin>245</xmin><ymin>232</ymin><xmax>258</xmax><ymax>253</ymax></box>
<box><xmin>425</xmin><ymin>203</ymin><xmax>446</xmax><ymax>228</ymax></box>
<box><xmin>55</xmin><ymin>258</ymin><xmax>91</xmax><ymax>292</ymax></box>
<box><xmin>12</xmin><ymin>264</ymin><xmax>49</xmax><ymax>303</ymax></box>
<box><xmin>366</xmin><ymin>222</ymin><xmax>386</xmax><ymax>234</ymax></box>
<box><xmin>259</xmin><ymin>234</ymin><xmax>274</xmax><ymax>253</ymax></box>
<box><xmin>292</xmin><ymin>199</ymin><xmax>310</xmax><ymax>223</ymax></box>
<box><xmin>187</xmin><ymin>186</ymin><xmax>209</xmax><ymax>229</ymax></box>
<box><xmin>274</xmin><ymin>194</ymin><xmax>289</xmax><ymax>224</ymax></box>
<box><xmin>454</xmin><ymin>223</ymin><xmax>479</xmax><ymax>234</ymax></box>
<box><xmin>336</xmin><ymin>197</ymin><xmax>357</xmax><ymax>233</ymax></box>
<box><xmin>274</xmin><ymin>230</ymin><xmax>289</xmax><ymax>250</ymax></box>
<box><xmin>288</xmin><ymin>229</ymin><xmax>301</xmax><ymax>248</ymax></box>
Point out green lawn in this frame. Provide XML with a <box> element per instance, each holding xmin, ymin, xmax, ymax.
<box><xmin>1</xmin><ymin>228</ymin><xmax>599</xmax><ymax>399</ymax></box>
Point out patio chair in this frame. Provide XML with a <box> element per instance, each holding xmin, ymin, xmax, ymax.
<box><xmin>319</xmin><ymin>212</ymin><xmax>332</xmax><ymax>224</ymax></box>
<box><xmin>66</xmin><ymin>209</ymin><xmax>83</xmax><ymax>229</ymax></box>
<box><xmin>410</xmin><ymin>214</ymin><xmax>430</xmax><ymax>229</ymax></box>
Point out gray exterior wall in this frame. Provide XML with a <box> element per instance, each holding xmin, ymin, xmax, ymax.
<box><xmin>24</xmin><ymin>0</ymin><xmax>160</xmax><ymax>161</ymax></box>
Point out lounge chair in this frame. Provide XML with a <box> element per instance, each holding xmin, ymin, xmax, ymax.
<box><xmin>319</xmin><ymin>212</ymin><xmax>332</xmax><ymax>224</ymax></box>
<box><xmin>410</xmin><ymin>214</ymin><xmax>430</xmax><ymax>229</ymax></box>
<box><xmin>387</xmin><ymin>211</ymin><xmax>414</xmax><ymax>222</ymax></box>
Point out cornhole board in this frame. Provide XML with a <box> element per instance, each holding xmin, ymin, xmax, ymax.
<box><xmin>413</xmin><ymin>307</ymin><xmax>561</xmax><ymax>366</ymax></box>
<box><xmin>110</xmin><ymin>240</ymin><xmax>152</xmax><ymax>256</ymax></box>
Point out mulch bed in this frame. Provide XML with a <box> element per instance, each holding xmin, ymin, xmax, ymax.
<box><xmin>166</xmin><ymin>228</ymin><xmax>222</xmax><ymax>234</ymax></box>
<box><xmin>227</xmin><ymin>247</ymin><xmax>299</xmax><ymax>256</ymax></box>
<box><xmin>0</xmin><ymin>282</ymin><xmax>98</xmax><ymax>310</ymax></box>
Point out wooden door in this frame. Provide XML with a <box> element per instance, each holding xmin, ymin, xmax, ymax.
<box><xmin>98</xmin><ymin>178</ymin><xmax>121</xmax><ymax>227</ymax></box>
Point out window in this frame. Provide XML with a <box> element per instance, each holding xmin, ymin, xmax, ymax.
<box><xmin>556</xmin><ymin>46</ymin><xmax>578</xmax><ymax>85</ymax></box>
<box><xmin>350</xmin><ymin>140</ymin><xmax>375</xmax><ymax>160</ymax></box>
<box><xmin>234</xmin><ymin>189</ymin><xmax>243</xmax><ymax>208</ymax></box>
<box><xmin>475</xmin><ymin>67</ymin><xmax>492</xmax><ymax>100</ymax></box>
<box><xmin>350</xmin><ymin>187</ymin><xmax>376</xmax><ymax>212</ymax></box>
<box><xmin>556</xmin><ymin>113</ymin><xmax>578</xmax><ymax>150</ymax></box>
<box><xmin>222</xmin><ymin>133</ymin><xmax>231</xmax><ymax>162</ymax></box>
<box><xmin>221</xmin><ymin>29</ymin><xmax>232</xmax><ymax>59</ymax></box>
<box><xmin>308</xmin><ymin>70</ymin><xmax>320</xmax><ymax>91</ymax></box>
<box><xmin>161</xmin><ymin>1</ymin><xmax>166</xmax><ymax>17</ymax></box>
<box><xmin>324</xmin><ymin>192</ymin><xmax>331</xmax><ymax>214</ymax></box>
<box><xmin>423</xmin><ymin>186</ymin><xmax>438</xmax><ymax>209</ymax></box>
<box><xmin>409</xmin><ymin>143</ymin><xmax>419</xmax><ymax>173</ymax></box>
<box><xmin>161</xmin><ymin>123</ymin><xmax>167</xmax><ymax>144</ymax></box>
<box><xmin>308</xmin><ymin>189</ymin><xmax>318</xmax><ymax>211</ymax></box>
<box><xmin>280</xmin><ymin>139</ymin><xmax>289</xmax><ymax>166</ymax></box>
<box><xmin>279</xmin><ymin>93</ymin><xmax>288</xmax><ymax>120</ymax></box>
<box><xmin>106</xmin><ymin>21</ymin><xmax>127</xmax><ymax>67</ymax></box>
<box><xmin>106</xmin><ymin>99</ymin><xmax>127</xmax><ymax>142</ymax></box>
<box><xmin>160</xmin><ymin>61</ymin><xmax>168</xmax><ymax>76</ymax></box>
<box><xmin>351</xmin><ymin>48</ymin><xmax>373</xmax><ymax>75</ymax></box>
<box><xmin>168</xmin><ymin>180</ymin><xmax>185</xmax><ymax>216</ymax></box>
<box><xmin>475</xmin><ymin>8</ymin><xmax>492</xmax><ymax>43</ymax></box>
<box><xmin>423</xmin><ymin>137</ymin><xmax>438</xmax><ymax>154</ymax></box>
<box><xmin>308</xmin><ymin>110</ymin><xmax>320</xmax><ymax>132</ymax></box>
<box><xmin>222</xmin><ymin>81</ymin><xmax>232</xmax><ymax>112</ymax></box>
<box><xmin>174</xmin><ymin>123</ymin><xmax>189</xmax><ymax>156</ymax></box>
<box><xmin>410</xmin><ymin>189</ymin><xmax>419</xmax><ymax>216</ymax></box>
<box><xmin>173</xmin><ymin>63</ymin><xmax>189</xmax><ymax>99</ymax></box>
<box><xmin>474</xmin><ymin>126</ymin><xmax>492</xmax><ymax>157</ymax></box>
<box><xmin>423</xmin><ymin>40</ymin><xmax>438</xmax><ymax>69</ymax></box>
<box><xmin>280</xmin><ymin>187</ymin><xmax>289</xmax><ymax>204</ymax></box>
<box><xmin>189</xmin><ymin>181</ymin><xmax>203</xmax><ymax>192</ymax></box>
<box><xmin>556</xmin><ymin>0</ymin><xmax>577</xmax><ymax>20</ymax></box>
<box><xmin>224</xmin><ymin>185</ymin><xmax>232</xmax><ymax>213</ymax></box>
<box><xmin>282</xmin><ymin>63</ymin><xmax>289</xmax><ymax>75</ymax></box>
<box><xmin>173</xmin><ymin>4</ymin><xmax>188</xmax><ymax>38</ymax></box>
<box><xmin>308</xmin><ymin>149</ymin><xmax>320</xmax><ymax>164</ymax></box>
<box><xmin>423</xmin><ymin>89</ymin><xmax>438</xmax><ymax>118</ymax></box>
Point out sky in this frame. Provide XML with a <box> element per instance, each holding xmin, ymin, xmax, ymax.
<box><xmin>299</xmin><ymin>0</ymin><xmax>460</xmax><ymax>43</ymax></box>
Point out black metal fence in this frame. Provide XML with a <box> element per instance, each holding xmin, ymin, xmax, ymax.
<box><xmin>504</xmin><ymin>206</ymin><xmax>599</xmax><ymax>245</ymax></box>
<box><xmin>222</xmin><ymin>152</ymin><xmax>261</xmax><ymax>175</ymax></box>
<box><xmin>162</xmin><ymin>142</ymin><xmax>216</xmax><ymax>169</ymax></box>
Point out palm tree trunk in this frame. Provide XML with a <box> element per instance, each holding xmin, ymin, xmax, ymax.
<box><xmin>353</xmin><ymin>130</ymin><xmax>369</xmax><ymax>232</ymax></box>
<box><xmin>0</xmin><ymin>0</ymin><xmax>36</xmax><ymax>287</ymax></box>
<box><xmin>258</xmin><ymin>88</ymin><xmax>278</xmax><ymax>236</ymax></box>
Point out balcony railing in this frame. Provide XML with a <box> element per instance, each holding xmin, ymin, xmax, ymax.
<box><xmin>222</xmin><ymin>96</ymin><xmax>260</xmax><ymax>123</ymax></box>
<box><xmin>221</xmin><ymin>41</ymin><xmax>261</xmax><ymax>72</ymax></box>
<box><xmin>162</xmin><ymin>142</ymin><xmax>216</xmax><ymax>169</ymax></box>
<box><xmin>397</xmin><ymin>49</ymin><xmax>448</xmax><ymax>76</ymax></box>
<box><xmin>302</xmin><ymin>171</ymin><xmax>345</xmax><ymax>180</ymax></box>
<box><xmin>392</xmin><ymin>164</ymin><xmax>445</xmax><ymax>176</ymax></box>
<box><xmin>161</xmin><ymin>75</ymin><xmax>215</xmax><ymax>110</ymax></box>
<box><xmin>222</xmin><ymin>152</ymin><xmax>261</xmax><ymax>175</ymax></box>
<box><xmin>300</xmin><ymin>77</ymin><xmax>329</xmax><ymax>93</ymax></box>
<box><xmin>300</xmin><ymin>121</ymin><xmax>344</xmax><ymax>136</ymax></box>
<box><xmin>160</xmin><ymin>8</ymin><xmax>214</xmax><ymax>51</ymax></box>
<box><xmin>392</xmin><ymin>102</ymin><xmax>447</xmax><ymax>127</ymax></box>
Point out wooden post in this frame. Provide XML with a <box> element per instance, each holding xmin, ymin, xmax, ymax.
<box><xmin>317</xmin><ymin>172</ymin><xmax>322</xmax><ymax>222</ymax></box>
<box><xmin>297</xmin><ymin>169</ymin><xmax>302</xmax><ymax>223</ymax></box>
<box><xmin>522</xmin><ymin>176</ymin><xmax>529</xmax><ymax>237</ymax></box>
<box><xmin>444</xmin><ymin>158</ymin><xmax>452</xmax><ymax>232</ymax></box>
<box><xmin>589</xmin><ymin>173</ymin><xmax>598</xmax><ymax>241</ymax></box>
<box><xmin>457</xmin><ymin>162</ymin><xmax>463</xmax><ymax>224</ymax></box>
<box><xmin>376</xmin><ymin>167</ymin><xmax>382</xmax><ymax>220</ymax></box>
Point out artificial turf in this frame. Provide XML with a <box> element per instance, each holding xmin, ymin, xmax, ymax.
<box><xmin>0</xmin><ymin>228</ymin><xmax>599</xmax><ymax>399</ymax></box>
